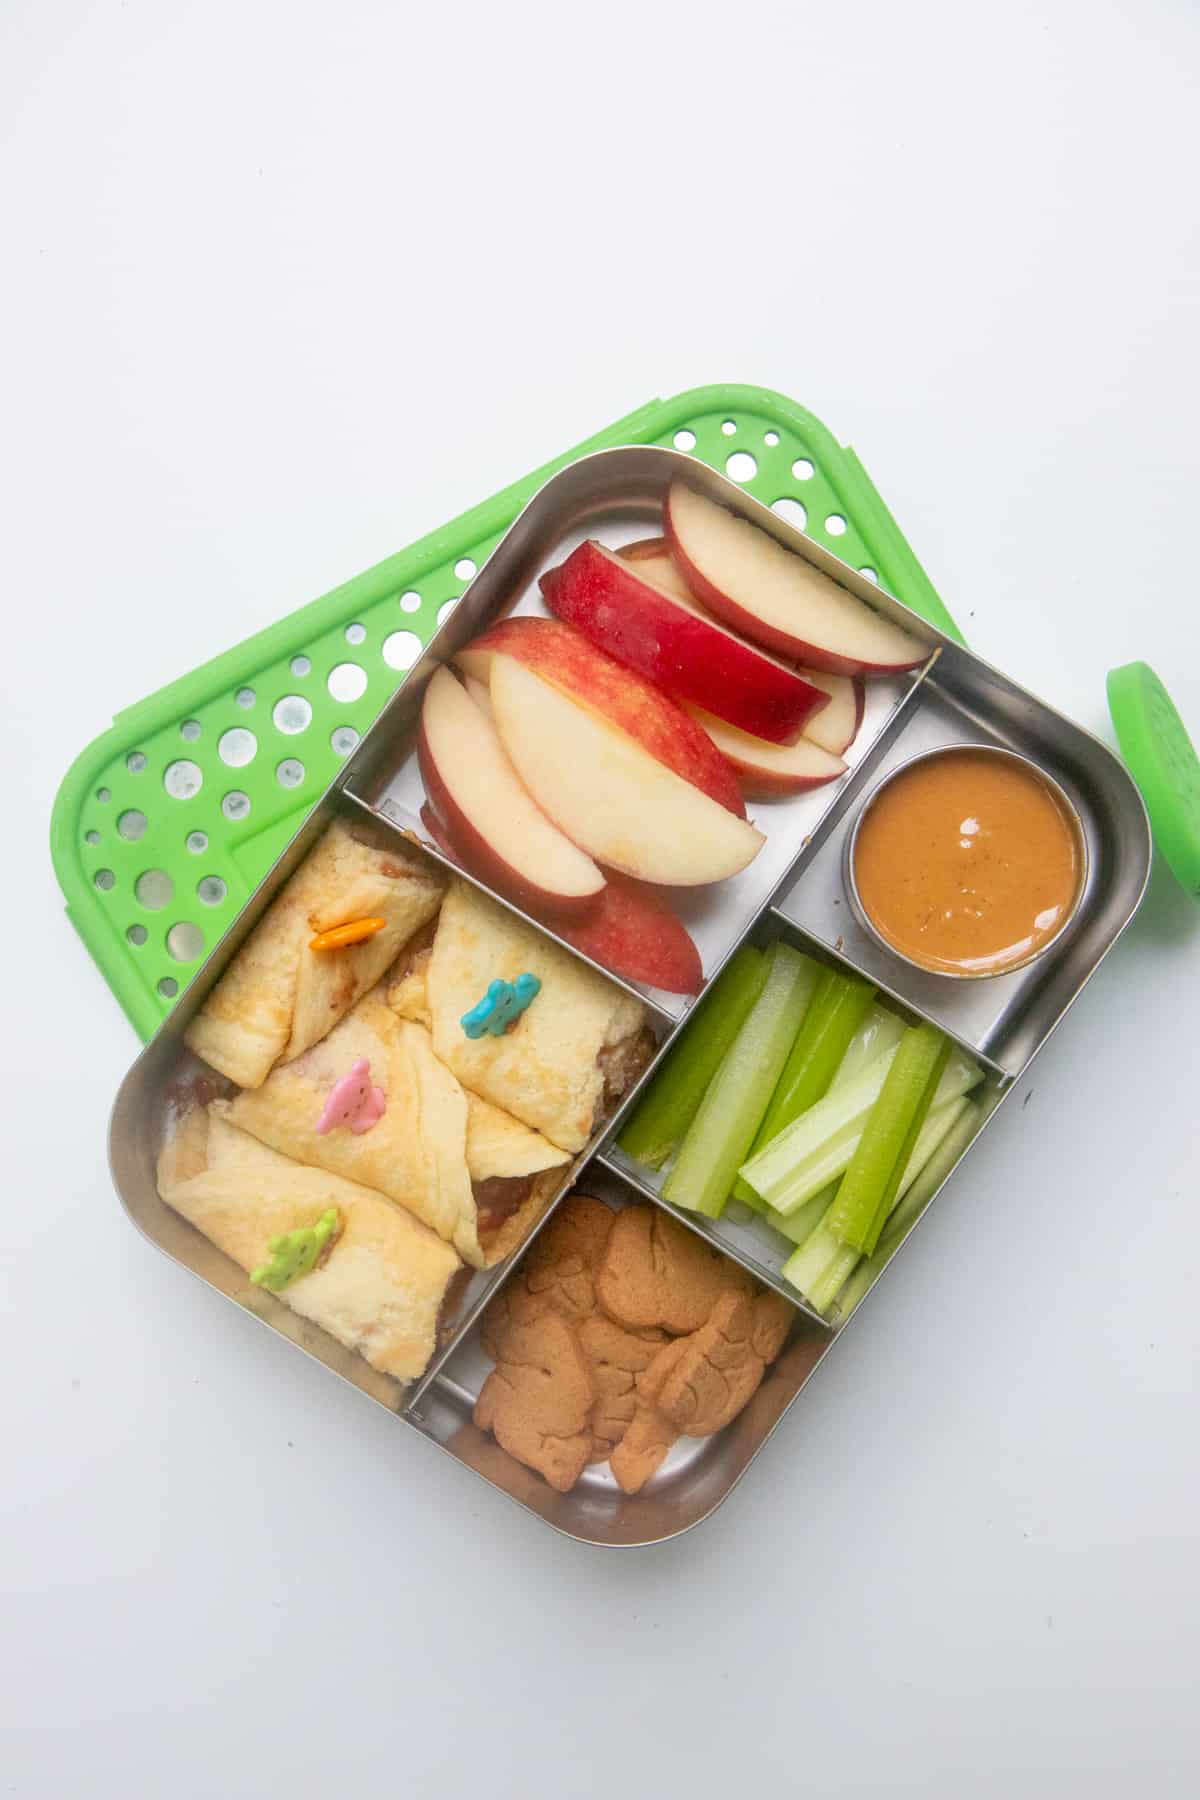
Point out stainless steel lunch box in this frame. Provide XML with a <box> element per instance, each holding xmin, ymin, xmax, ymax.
<box><xmin>109</xmin><ymin>447</ymin><xmax>1152</xmax><ymax>1546</ymax></box>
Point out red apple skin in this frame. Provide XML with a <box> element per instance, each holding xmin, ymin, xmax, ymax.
<box><xmin>457</xmin><ymin>616</ymin><xmax>745</xmax><ymax>818</ymax></box>
<box><xmin>417</xmin><ymin>720</ymin><xmax>602</xmax><ymax>924</ymax></box>
<box><xmin>620</xmin><ymin>546</ymin><xmax>866</xmax><ymax>752</ymax></box>
<box><xmin>664</xmin><ymin>490</ymin><xmax>927</xmax><ymax>678</ymax></box>
<box><xmin>421</xmin><ymin>805</ymin><xmax>702</xmax><ymax>995</ymax></box>
<box><xmin>556</xmin><ymin>872</ymin><xmax>703</xmax><ymax>995</ymax></box>
<box><xmin>540</xmin><ymin>542</ymin><xmax>828</xmax><ymax>746</ymax></box>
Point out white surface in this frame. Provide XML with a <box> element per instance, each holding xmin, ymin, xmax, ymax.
<box><xmin>3</xmin><ymin>1</ymin><xmax>1198</xmax><ymax>1794</ymax></box>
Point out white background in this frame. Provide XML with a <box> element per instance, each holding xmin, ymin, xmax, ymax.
<box><xmin>3</xmin><ymin>2</ymin><xmax>1198</xmax><ymax>1794</ymax></box>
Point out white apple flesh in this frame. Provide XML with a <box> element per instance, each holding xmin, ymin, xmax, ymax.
<box><xmin>418</xmin><ymin>666</ymin><xmax>605</xmax><ymax>917</ymax></box>
<box><xmin>488</xmin><ymin>653</ymin><xmax>765</xmax><ymax>886</ymax></box>
<box><xmin>684</xmin><ymin>705</ymin><xmax>847</xmax><ymax>798</ymax></box>
<box><xmin>796</xmin><ymin>668</ymin><xmax>864</xmax><ymax>756</ymax></box>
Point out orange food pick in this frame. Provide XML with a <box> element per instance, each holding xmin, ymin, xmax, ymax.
<box><xmin>308</xmin><ymin>917</ymin><xmax>387</xmax><ymax>952</ymax></box>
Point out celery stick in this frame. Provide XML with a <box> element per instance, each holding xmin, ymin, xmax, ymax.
<box><xmin>662</xmin><ymin>943</ymin><xmax>816</xmax><ymax>1218</ymax></box>
<box><xmin>618</xmin><ymin>945</ymin><xmax>767</xmax><ymax>1168</ymax></box>
<box><xmin>896</xmin><ymin>1095</ymin><xmax>970</xmax><ymax>1205</ymax></box>
<box><xmin>744</xmin><ymin>1005</ymin><xmax>901</xmax><ymax>1219</ymax></box>
<box><xmin>834</xmin><ymin>1004</ymin><xmax>906</xmax><ymax>1086</ymax></box>
<box><xmin>828</xmin><ymin>1024</ymin><xmax>951</xmax><ymax>1255</ymax></box>
<box><xmin>782</xmin><ymin>1212</ymin><xmax>845</xmax><ymax>1301</ymax></box>
<box><xmin>836</xmin><ymin>1100</ymin><xmax>983</xmax><ymax>1319</ymax></box>
<box><xmin>750</xmin><ymin>971</ymin><xmax>876</xmax><ymax>1156</ymax></box>
<box><xmin>807</xmin><ymin>1240</ymin><xmax>862</xmax><ymax>1315</ymax></box>
<box><xmin>743</xmin><ymin>1045</ymin><xmax>981</xmax><ymax>1215</ymax></box>
<box><xmin>780</xmin><ymin>1097</ymin><xmax>970</xmax><ymax>1310</ymax></box>
<box><xmin>877</xmin><ymin>1097</ymin><xmax>981</xmax><ymax>1261</ymax></box>
<box><xmin>730</xmin><ymin>997</ymin><xmax>899</xmax><ymax>1205</ymax></box>
<box><xmin>741</xmin><ymin>1050</ymin><xmax>900</xmax><ymax>1209</ymax></box>
<box><xmin>767</xmin><ymin>1186</ymin><xmax>835</xmax><ymax>1247</ymax></box>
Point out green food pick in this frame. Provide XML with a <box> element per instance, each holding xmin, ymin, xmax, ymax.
<box><xmin>251</xmin><ymin>1208</ymin><xmax>341</xmax><ymax>1292</ymax></box>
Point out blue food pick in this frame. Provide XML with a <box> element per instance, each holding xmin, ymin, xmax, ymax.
<box><xmin>460</xmin><ymin>973</ymin><xmax>542</xmax><ymax>1039</ymax></box>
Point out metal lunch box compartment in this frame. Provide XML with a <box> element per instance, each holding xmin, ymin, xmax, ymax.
<box><xmin>108</xmin><ymin>447</ymin><xmax>1153</xmax><ymax>1545</ymax></box>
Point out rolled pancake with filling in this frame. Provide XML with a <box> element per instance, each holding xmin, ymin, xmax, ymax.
<box><xmin>185</xmin><ymin>820</ymin><xmax>445</xmax><ymax>1089</ymax></box>
<box><xmin>224</xmin><ymin>991</ymin><xmax>570</xmax><ymax>1267</ymax></box>
<box><xmin>388</xmin><ymin>881</ymin><xmax>651</xmax><ymax>1153</ymax></box>
<box><xmin>157</xmin><ymin>1104</ymin><xmax>461</xmax><ymax>1383</ymax></box>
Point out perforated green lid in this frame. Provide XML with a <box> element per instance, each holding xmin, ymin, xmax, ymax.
<box><xmin>1106</xmin><ymin>661</ymin><xmax>1200</xmax><ymax>899</ymax></box>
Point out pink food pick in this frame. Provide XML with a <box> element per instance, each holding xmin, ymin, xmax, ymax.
<box><xmin>315</xmin><ymin>1059</ymin><xmax>387</xmax><ymax>1136</ymax></box>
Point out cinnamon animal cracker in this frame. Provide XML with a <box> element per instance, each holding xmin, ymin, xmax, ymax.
<box><xmin>523</xmin><ymin>1193</ymin><xmax>614</xmax><ymax>1318</ymax></box>
<box><xmin>595</xmin><ymin>1206</ymin><xmax>753</xmax><ymax>1334</ymax></box>
<box><xmin>576</xmin><ymin>1314</ymin><xmax>667</xmax><ymax>1463</ymax></box>
<box><xmin>476</xmin><ymin>1197</ymin><xmax>799</xmax><ymax>1496</ymax></box>
<box><xmin>479</xmin><ymin>1194</ymin><xmax>615</xmax><ymax>1355</ymax></box>
<box><xmin>473</xmin><ymin>1312</ymin><xmax>595</xmax><ymax>1493</ymax></box>
<box><xmin>750</xmin><ymin>1290</ymin><xmax>795</xmax><ymax>1363</ymax></box>
<box><xmin>657</xmin><ymin>1292</ymin><xmax>765</xmax><ymax>1437</ymax></box>
<box><xmin>609</xmin><ymin>1336</ymin><xmax>691</xmax><ymax>1495</ymax></box>
<box><xmin>524</xmin><ymin>1194</ymin><xmax>614</xmax><ymax>1277</ymax></box>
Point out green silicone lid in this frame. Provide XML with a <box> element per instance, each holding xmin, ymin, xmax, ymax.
<box><xmin>1106</xmin><ymin>661</ymin><xmax>1200</xmax><ymax>899</ymax></box>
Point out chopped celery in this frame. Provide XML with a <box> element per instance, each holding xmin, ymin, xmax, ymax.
<box><xmin>835</xmin><ymin>1099</ymin><xmax>983</xmax><ymax>1318</ymax></box>
<box><xmin>782</xmin><ymin>1212</ymin><xmax>845</xmax><ymax>1304</ymax></box>
<box><xmin>743</xmin><ymin>1043</ymin><xmax>981</xmax><ymax>1216</ymax></box>
<box><xmin>828</xmin><ymin>1023</ymin><xmax>950</xmax><ymax>1255</ymax></box>
<box><xmin>766</xmin><ymin>1186</ymin><xmax>835</xmax><ymax>1247</ymax></box>
<box><xmin>896</xmin><ymin>1095</ymin><xmax>971</xmax><ymax>1206</ymax></box>
<box><xmin>806</xmin><ymin>1239</ymin><xmax>862</xmax><ymax>1316</ymax></box>
<box><xmin>731</xmin><ymin>996</ymin><xmax>899</xmax><ymax>1205</ymax></box>
<box><xmin>833</xmin><ymin>1004</ymin><xmax>906</xmax><ymax>1086</ymax></box>
<box><xmin>749</xmin><ymin>971</ymin><xmax>876</xmax><ymax>1156</ymax></box>
<box><xmin>662</xmin><ymin>943</ymin><xmax>817</xmax><ymax>1218</ymax></box>
<box><xmin>618</xmin><ymin>945</ymin><xmax>767</xmax><ymax>1168</ymax></box>
<box><xmin>783</xmin><ymin>1096</ymin><xmax>977</xmax><ymax>1312</ymax></box>
<box><xmin>872</xmin><ymin>1095</ymin><xmax>981</xmax><ymax>1263</ymax></box>
<box><xmin>740</xmin><ymin>1050</ymin><xmax>900</xmax><ymax>1210</ymax></box>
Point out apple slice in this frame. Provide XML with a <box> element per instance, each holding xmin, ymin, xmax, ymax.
<box><xmin>684</xmin><ymin>705</ymin><xmax>846</xmax><ymax>799</ymax></box>
<box><xmin>461</xmin><ymin>671</ymin><xmax>494</xmax><ymax>721</ymax></box>
<box><xmin>619</xmin><ymin>543</ymin><xmax>864</xmax><ymax>755</ymax></box>
<box><xmin>555</xmin><ymin>873</ymin><xmax>704</xmax><ymax>995</ymax></box>
<box><xmin>665</xmin><ymin>480</ymin><xmax>928</xmax><ymax>676</ymax></box>
<box><xmin>796</xmin><ymin>668</ymin><xmax>864</xmax><ymax>756</ymax></box>
<box><xmin>541</xmin><ymin>540</ymin><xmax>828</xmax><ymax>745</ymax></box>
<box><xmin>420</xmin><ymin>801</ymin><xmax>466</xmax><ymax>866</ymax></box>
<box><xmin>618</xmin><ymin>536</ymin><xmax>695</xmax><ymax>603</ymax></box>
<box><xmin>422</xmin><ymin>799</ymin><xmax>702</xmax><ymax>995</ymax></box>
<box><xmin>418</xmin><ymin>666</ymin><xmax>605</xmax><ymax>919</ymax></box>
<box><xmin>457</xmin><ymin>615</ymin><xmax>744</xmax><ymax>817</ymax></box>
<box><xmin>488</xmin><ymin>653</ymin><xmax>765</xmax><ymax>886</ymax></box>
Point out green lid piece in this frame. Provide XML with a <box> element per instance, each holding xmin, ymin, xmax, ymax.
<box><xmin>1106</xmin><ymin>662</ymin><xmax>1200</xmax><ymax>899</ymax></box>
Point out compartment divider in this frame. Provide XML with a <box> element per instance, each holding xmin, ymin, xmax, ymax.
<box><xmin>400</xmin><ymin>1160</ymin><xmax>579</xmax><ymax>1415</ymax></box>
<box><xmin>423</xmin><ymin>1372</ymin><xmax>479</xmax><ymax>1414</ymax></box>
